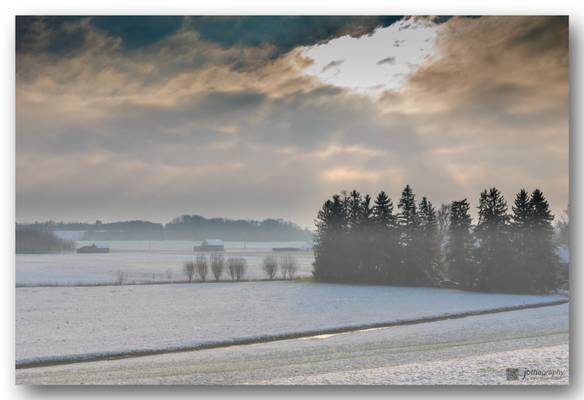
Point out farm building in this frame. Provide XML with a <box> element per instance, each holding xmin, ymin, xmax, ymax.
<box><xmin>76</xmin><ymin>244</ymin><xmax>110</xmax><ymax>254</ymax></box>
<box><xmin>194</xmin><ymin>239</ymin><xmax>225</xmax><ymax>252</ymax></box>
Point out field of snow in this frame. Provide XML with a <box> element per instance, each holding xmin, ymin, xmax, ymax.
<box><xmin>16</xmin><ymin>281</ymin><xmax>567</xmax><ymax>366</ymax></box>
<box><xmin>16</xmin><ymin>241</ymin><xmax>315</xmax><ymax>285</ymax></box>
<box><xmin>16</xmin><ymin>303</ymin><xmax>569</xmax><ymax>384</ymax></box>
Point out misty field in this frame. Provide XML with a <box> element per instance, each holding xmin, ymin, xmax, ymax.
<box><xmin>16</xmin><ymin>241</ymin><xmax>314</xmax><ymax>285</ymax></box>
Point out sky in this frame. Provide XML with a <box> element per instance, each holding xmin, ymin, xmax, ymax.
<box><xmin>16</xmin><ymin>16</ymin><xmax>569</xmax><ymax>228</ymax></box>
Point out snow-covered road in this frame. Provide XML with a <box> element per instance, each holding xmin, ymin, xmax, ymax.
<box><xmin>16</xmin><ymin>303</ymin><xmax>569</xmax><ymax>385</ymax></box>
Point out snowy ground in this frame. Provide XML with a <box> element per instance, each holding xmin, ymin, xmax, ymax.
<box><xmin>16</xmin><ymin>303</ymin><xmax>569</xmax><ymax>385</ymax></box>
<box><xmin>16</xmin><ymin>241</ymin><xmax>315</xmax><ymax>285</ymax></box>
<box><xmin>16</xmin><ymin>281</ymin><xmax>567</xmax><ymax>367</ymax></box>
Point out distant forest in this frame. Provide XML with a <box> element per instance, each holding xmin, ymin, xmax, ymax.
<box><xmin>15</xmin><ymin>230</ymin><xmax>74</xmax><ymax>254</ymax></box>
<box><xmin>314</xmin><ymin>185</ymin><xmax>569</xmax><ymax>294</ymax></box>
<box><xmin>16</xmin><ymin>215</ymin><xmax>313</xmax><ymax>242</ymax></box>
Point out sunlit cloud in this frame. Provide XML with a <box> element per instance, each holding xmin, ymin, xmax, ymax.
<box><xmin>322</xmin><ymin>168</ymin><xmax>383</xmax><ymax>183</ymax></box>
<box><xmin>314</xmin><ymin>144</ymin><xmax>385</xmax><ymax>160</ymax></box>
<box><xmin>299</xmin><ymin>17</ymin><xmax>442</xmax><ymax>95</ymax></box>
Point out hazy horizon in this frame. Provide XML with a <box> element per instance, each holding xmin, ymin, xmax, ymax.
<box><xmin>16</xmin><ymin>16</ymin><xmax>569</xmax><ymax>228</ymax></box>
<box><xmin>16</xmin><ymin>212</ymin><xmax>314</xmax><ymax>230</ymax></box>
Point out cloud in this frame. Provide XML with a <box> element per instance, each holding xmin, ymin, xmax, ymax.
<box><xmin>322</xmin><ymin>168</ymin><xmax>383</xmax><ymax>183</ymax></box>
<box><xmin>183</xmin><ymin>16</ymin><xmax>403</xmax><ymax>57</ymax></box>
<box><xmin>15</xmin><ymin>16</ymin><xmax>569</xmax><ymax>227</ymax></box>
<box><xmin>17</xmin><ymin>16</ymin><xmax>403</xmax><ymax>58</ymax></box>
<box><xmin>299</xmin><ymin>17</ymin><xmax>442</xmax><ymax>95</ymax></box>
<box><xmin>381</xmin><ymin>16</ymin><xmax>569</xmax><ymax>212</ymax></box>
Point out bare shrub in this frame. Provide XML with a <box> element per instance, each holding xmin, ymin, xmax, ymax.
<box><xmin>227</xmin><ymin>257</ymin><xmax>247</xmax><ymax>281</ymax></box>
<box><xmin>183</xmin><ymin>261</ymin><xmax>195</xmax><ymax>282</ymax></box>
<box><xmin>227</xmin><ymin>257</ymin><xmax>237</xmax><ymax>281</ymax></box>
<box><xmin>235</xmin><ymin>258</ymin><xmax>247</xmax><ymax>281</ymax></box>
<box><xmin>195</xmin><ymin>254</ymin><xmax>209</xmax><ymax>281</ymax></box>
<box><xmin>262</xmin><ymin>256</ymin><xmax>278</xmax><ymax>280</ymax></box>
<box><xmin>115</xmin><ymin>270</ymin><xmax>127</xmax><ymax>285</ymax></box>
<box><xmin>280</xmin><ymin>256</ymin><xmax>299</xmax><ymax>280</ymax></box>
<box><xmin>210</xmin><ymin>253</ymin><xmax>225</xmax><ymax>281</ymax></box>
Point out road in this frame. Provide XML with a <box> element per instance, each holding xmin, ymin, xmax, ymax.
<box><xmin>16</xmin><ymin>303</ymin><xmax>569</xmax><ymax>384</ymax></box>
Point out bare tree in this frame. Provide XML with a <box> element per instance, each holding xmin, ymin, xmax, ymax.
<box><xmin>183</xmin><ymin>261</ymin><xmax>195</xmax><ymax>282</ymax></box>
<box><xmin>227</xmin><ymin>257</ymin><xmax>237</xmax><ymax>281</ymax></box>
<box><xmin>235</xmin><ymin>258</ymin><xmax>247</xmax><ymax>281</ymax></box>
<box><xmin>210</xmin><ymin>253</ymin><xmax>225</xmax><ymax>281</ymax></box>
<box><xmin>262</xmin><ymin>256</ymin><xmax>278</xmax><ymax>280</ymax></box>
<box><xmin>280</xmin><ymin>256</ymin><xmax>299</xmax><ymax>280</ymax></box>
<box><xmin>195</xmin><ymin>254</ymin><xmax>209</xmax><ymax>282</ymax></box>
<box><xmin>227</xmin><ymin>257</ymin><xmax>247</xmax><ymax>281</ymax></box>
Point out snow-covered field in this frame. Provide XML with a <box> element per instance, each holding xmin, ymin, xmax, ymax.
<box><xmin>16</xmin><ymin>281</ymin><xmax>567</xmax><ymax>367</ymax></box>
<box><xmin>16</xmin><ymin>303</ymin><xmax>569</xmax><ymax>384</ymax></box>
<box><xmin>16</xmin><ymin>241</ymin><xmax>315</xmax><ymax>285</ymax></box>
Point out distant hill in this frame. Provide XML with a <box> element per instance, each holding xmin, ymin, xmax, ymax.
<box><xmin>16</xmin><ymin>215</ymin><xmax>313</xmax><ymax>242</ymax></box>
<box><xmin>164</xmin><ymin>215</ymin><xmax>312</xmax><ymax>241</ymax></box>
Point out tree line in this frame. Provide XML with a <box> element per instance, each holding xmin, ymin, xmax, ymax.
<box><xmin>183</xmin><ymin>254</ymin><xmax>300</xmax><ymax>282</ymax></box>
<box><xmin>17</xmin><ymin>215</ymin><xmax>312</xmax><ymax>241</ymax></box>
<box><xmin>15</xmin><ymin>230</ymin><xmax>75</xmax><ymax>254</ymax></box>
<box><xmin>313</xmin><ymin>185</ymin><xmax>564</xmax><ymax>294</ymax></box>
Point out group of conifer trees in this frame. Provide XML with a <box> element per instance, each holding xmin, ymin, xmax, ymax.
<box><xmin>313</xmin><ymin>185</ymin><xmax>562</xmax><ymax>294</ymax></box>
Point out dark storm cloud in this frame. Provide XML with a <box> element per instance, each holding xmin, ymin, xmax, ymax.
<box><xmin>184</xmin><ymin>16</ymin><xmax>403</xmax><ymax>56</ymax></box>
<box><xmin>16</xmin><ymin>16</ymin><xmax>87</xmax><ymax>55</ymax></box>
<box><xmin>16</xmin><ymin>16</ymin><xmax>403</xmax><ymax>57</ymax></box>
<box><xmin>91</xmin><ymin>16</ymin><xmax>184</xmax><ymax>49</ymax></box>
<box><xmin>17</xmin><ymin>16</ymin><xmax>183</xmax><ymax>54</ymax></box>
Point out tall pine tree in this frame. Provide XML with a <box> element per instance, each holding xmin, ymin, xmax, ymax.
<box><xmin>511</xmin><ymin>189</ymin><xmax>532</xmax><ymax>292</ymax></box>
<box><xmin>446</xmin><ymin>199</ymin><xmax>475</xmax><ymax>289</ymax></box>
<box><xmin>418</xmin><ymin>197</ymin><xmax>440</xmax><ymax>284</ymax></box>
<box><xmin>372</xmin><ymin>191</ymin><xmax>398</xmax><ymax>283</ymax></box>
<box><xmin>372</xmin><ymin>191</ymin><xmax>394</xmax><ymax>229</ymax></box>
<box><xmin>345</xmin><ymin>190</ymin><xmax>364</xmax><ymax>279</ymax></box>
<box><xmin>313</xmin><ymin>186</ymin><xmax>561</xmax><ymax>293</ymax></box>
<box><xmin>313</xmin><ymin>194</ymin><xmax>346</xmax><ymax>281</ymax></box>
<box><xmin>475</xmin><ymin>187</ymin><xmax>513</xmax><ymax>292</ymax></box>
<box><xmin>529</xmin><ymin>189</ymin><xmax>558</xmax><ymax>292</ymax></box>
<box><xmin>397</xmin><ymin>185</ymin><xmax>420</xmax><ymax>285</ymax></box>
<box><xmin>357</xmin><ymin>193</ymin><xmax>374</xmax><ymax>281</ymax></box>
